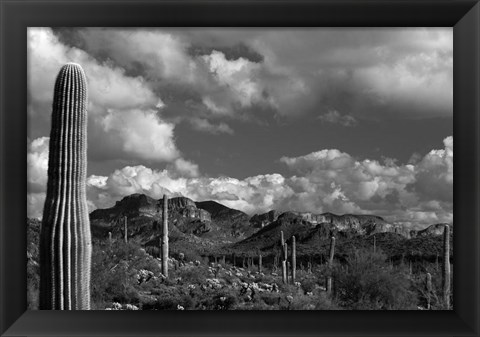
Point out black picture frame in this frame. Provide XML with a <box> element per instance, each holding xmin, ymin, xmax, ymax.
<box><xmin>1</xmin><ymin>0</ymin><xmax>479</xmax><ymax>336</ymax></box>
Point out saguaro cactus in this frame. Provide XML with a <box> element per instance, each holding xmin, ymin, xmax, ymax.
<box><xmin>258</xmin><ymin>250</ymin><xmax>263</xmax><ymax>273</ymax></box>
<box><xmin>280</xmin><ymin>231</ymin><xmax>287</xmax><ymax>283</ymax></box>
<box><xmin>442</xmin><ymin>225</ymin><xmax>451</xmax><ymax>308</ymax></box>
<box><xmin>162</xmin><ymin>194</ymin><xmax>169</xmax><ymax>277</ymax></box>
<box><xmin>326</xmin><ymin>236</ymin><xmax>335</xmax><ymax>294</ymax></box>
<box><xmin>124</xmin><ymin>216</ymin><xmax>128</xmax><ymax>243</ymax></box>
<box><xmin>291</xmin><ymin>236</ymin><xmax>296</xmax><ymax>283</ymax></box>
<box><xmin>425</xmin><ymin>272</ymin><xmax>433</xmax><ymax>310</ymax></box>
<box><xmin>39</xmin><ymin>63</ymin><xmax>92</xmax><ymax>310</ymax></box>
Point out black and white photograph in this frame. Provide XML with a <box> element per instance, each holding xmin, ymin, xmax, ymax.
<box><xmin>27</xmin><ymin>27</ymin><xmax>453</xmax><ymax>311</ymax></box>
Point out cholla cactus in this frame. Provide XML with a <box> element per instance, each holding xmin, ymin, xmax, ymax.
<box><xmin>39</xmin><ymin>63</ymin><xmax>92</xmax><ymax>310</ymax></box>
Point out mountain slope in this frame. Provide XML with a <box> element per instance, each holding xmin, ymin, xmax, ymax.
<box><xmin>195</xmin><ymin>200</ymin><xmax>253</xmax><ymax>239</ymax></box>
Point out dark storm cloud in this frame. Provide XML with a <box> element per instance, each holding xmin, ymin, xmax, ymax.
<box><xmin>52</xmin><ymin>27</ymin><xmax>452</xmax><ymax>125</ymax></box>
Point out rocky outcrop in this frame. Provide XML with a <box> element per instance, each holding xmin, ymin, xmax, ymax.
<box><xmin>250</xmin><ymin>210</ymin><xmax>278</xmax><ymax>228</ymax></box>
<box><xmin>196</xmin><ymin>201</ymin><xmax>253</xmax><ymax>239</ymax></box>
<box><xmin>292</xmin><ymin>211</ymin><xmax>409</xmax><ymax>238</ymax></box>
<box><xmin>91</xmin><ymin>194</ymin><xmax>211</xmax><ymax>222</ymax></box>
<box><xmin>169</xmin><ymin>197</ymin><xmax>196</xmax><ymax>211</ymax></box>
<box><xmin>410</xmin><ymin>223</ymin><xmax>452</xmax><ymax>238</ymax></box>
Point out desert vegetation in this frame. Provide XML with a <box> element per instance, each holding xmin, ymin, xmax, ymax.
<box><xmin>28</xmin><ymin>216</ymin><xmax>453</xmax><ymax>311</ymax></box>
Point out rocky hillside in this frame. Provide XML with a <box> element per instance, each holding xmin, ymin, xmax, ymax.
<box><xmin>248</xmin><ymin>210</ymin><xmax>409</xmax><ymax>237</ymax></box>
<box><xmin>89</xmin><ymin>194</ymin><xmax>254</xmax><ymax>248</ymax></box>
<box><xmin>195</xmin><ymin>200</ymin><xmax>253</xmax><ymax>238</ymax></box>
<box><xmin>410</xmin><ymin>223</ymin><xmax>452</xmax><ymax>238</ymax></box>
<box><xmin>232</xmin><ymin>211</ymin><xmax>452</xmax><ymax>261</ymax></box>
<box><xmin>250</xmin><ymin>210</ymin><xmax>278</xmax><ymax>228</ymax></box>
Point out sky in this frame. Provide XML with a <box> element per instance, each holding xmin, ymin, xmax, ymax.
<box><xmin>27</xmin><ymin>27</ymin><xmax>453</xmax><ymax>229</ymax></box>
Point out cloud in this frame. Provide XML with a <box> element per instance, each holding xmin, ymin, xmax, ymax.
<box><xmin>86</xmin><ymin>166</ymin><xmax>184</xmax><ymax>210</ymax></box>
<box><xmin>410</xmin><ymin>136</ymin><xmax>453</xmax><ymax>202</ymax></box>
<box><xmin>97</xmin><ymin>109</ymin><xmax>179</xmax><ymax>162</ymax></box>
<box><xmin>71</xmin><ymin>28</ymin><xmax>198</xmax><ymax>84</ymax></box>
<box><xmin>50</xmin><ymin>28</ymin><xmax>452</xmax><ymax>126</ymax></box>
<box><xmin>188</xmin><ymin>117</ymin><xmax>234</xmax><ymax>135</ymax></box>
<box><xmin>27</xmin><ymin>193</ymin><xmax>46</xmax><ymax>219</ymax></box>
<box><xmin>168</xmin><ymin>158</ymin><xmax>200</xmax><ymax>178</ymax></box>
<box><xmin>278</xmin><ymin>137</ymin><xmax>453</xmax><ymax>226</ymax></box>
<box><xmin>27</xmin><ymin>137</ymin><xmax>49</xmax><ymax>193</ymax></box>
<box><xmin>318</xmin><ymin>110</ymin><xmax>357</xmax><ymax>127</ymax></box>
<box><xmin>28</xmin><ymin>27</ymin><xmax>182</xmax><ymax>164</ymax></box>
<box><xmin>27</xmin><ymin>134</ymin><xmax>453</xmax><ymax>230</ymax></box>
<box><xmin>201</xmin><ymin>50</ymin><xmax>264</xmax><ymax>108</ymax></box>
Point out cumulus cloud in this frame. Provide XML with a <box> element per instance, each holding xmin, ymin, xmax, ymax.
<box><xmin>201</xmin><ymin>51</ymin><xmax>265</xmax><ymax>108</ymax></box>
<box><xmin>168</xmin><ymin>158</ymin><xmax>200</xmax><ymax>178</ymax></box>
<box><xmin>188</xmin><ymin>117</ymin><xmax>234</xmax><ymax>135</ymax></box>
<box><xmin>98</xmin><ymin>109</ymin><xmax>179</xmax><ymax>162</ymax></box>
<box><xmin>411</xmin><ymin>136</ymin><xmax>453</xmax><ymax>202</ymax></box>
<box><xmin>28</xmin><ymin>28</ymin><xmax>182</xmax><ymax>164</ymax></box>
<box><xmin>28</xmin><ymin>134</ymin><xmax>453</xmax><ymax>229</ymax></box>
<box><xmin>318</xmin><ymin>110</ymin><xmax>357</xmax><ymax>127</ymax></box>
<box><xmin>49</xmin><ymin>28</ymin><xmax>452</xmax><ymax>125</ymax></box>
<box><xmin>27</xmin><ymin>137</ymin><xmax>49</xmax><ymax>193</ymax></box>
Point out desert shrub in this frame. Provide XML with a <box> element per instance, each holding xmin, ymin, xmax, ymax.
<box><xmin>143</xmin><ymin>288</ymin><xmax>194</xmax><ymax>310</ymax></box>
<box><xmin>199</xmin><ymin>288</ymin><xmax>238</xmax><ymax>310</ymax></box>
<box><xmin>91</xmin><ymin>241</ymin><xmax>154</xmax><ymax>308</ymax></box>
<box><xmin>175</xmin><ymin>266</ymin><xmax>209</xmax><ymax>285</ymax></box>
<box><xmin>312</xmin><ymin>292</ymin><xmax>340</xmax><ymax>310</ymax></box>
<box><xmin>27</xmin><ymin>259</ymin><xmax>40</xmax><ymax>310</ymax></box>
<box><xmin>334</xmin><ymin>249</ymin><xmax>416</xmax><ymax>310</ymax></box>
<box><xmin>258</xmin><ymin>292</ymin><xmax>282</xmax><ymax>307</ymax></box>
<box><xmin>300</xmin><ymin>277</ymin><xmax>318</xmax><ymax>293</ymax></box>
<box><xmin>410</xmin><ymin>263</ymin><xmax>453</xmax><ymax>310</ymax></box>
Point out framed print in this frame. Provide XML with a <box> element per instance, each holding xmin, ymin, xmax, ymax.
<box><xmin>1</xmin><ymin>0</ymin><xmax>479</xmax><ymax>336</ymax></box>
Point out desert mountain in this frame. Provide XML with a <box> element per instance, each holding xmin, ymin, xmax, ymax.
<box><xmin>28</xmin><ymin>195</ymin><xmax>452</xmax><ymax>264</ymax></box>
<box><xmin>410</xmin><ymin>223</ymin><xmax>452</xmax><ymax>238</ymax></box>
<box><xmin>89</xmin><ymin>194</ymin><xmax>253</xmax><ymax>246</ymax></box>
<box><xmin>233</xmin><ymin>211</ymin><xmax>452</xmax><ymax>261</ymax></box>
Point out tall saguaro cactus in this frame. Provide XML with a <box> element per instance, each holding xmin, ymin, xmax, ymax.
<box><xmin>326</xmin><ymin>236</ymin><xmax>336</xmax><ymax>294</ymax></box>
<box><xmin>162</xmin><ymin>194</ymin><xmax>169</xmax><ymax>277</ymax></box>
<box><xmin>280</xmin><ymin>231</ymin><xmax>287</xmax><ymax>284</ymax></box>
<box><xmin>442</xmin><ymin>225</ymin><xmax>451</xmax><ymax>308</ymax></box>
<box><xmin>39</xmin><ymin>63</ymin><xmax>92</xmax><ymax>310</ymax></box>
<box><xmin>258</xmin><ymin>250</ymin><xmax>262</xmax><ymax>273</ymax></box>
<box><xmin>425</xmin><ymin>272</ymin><xmax>433</xmax><ymax>310</ymax></box>
<box><xmin>291</xmin><ymin>236</ymin><xmax>296</xmax><ymax>284</ymax></box>
<box><xmin>124</xmin><ymin>216</ymin><xmax>128</xmax><ymax>243</ymax></box>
